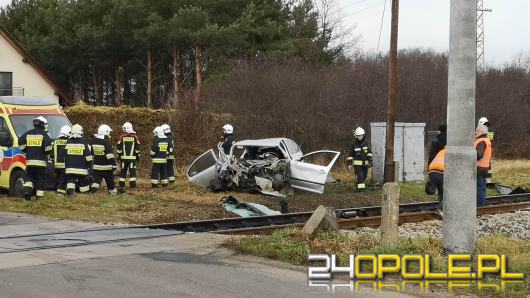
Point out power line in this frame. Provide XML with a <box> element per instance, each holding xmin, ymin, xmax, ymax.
<box><xmin>376</xmin><ymin>0</ymin><xmax>387</xmax><ymax>52</ymax></box>
<box><xmin>342</xmin><ymin>1</ymin><xmax>386</xmax><ymax>18</ymax></box>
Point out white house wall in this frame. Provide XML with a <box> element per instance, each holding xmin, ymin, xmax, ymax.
<box><xmin>0</xmin><ymin>33</ymin><xmax>59</xmax><ymax>102</ymax></box>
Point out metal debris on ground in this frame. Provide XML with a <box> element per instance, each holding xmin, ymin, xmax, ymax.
<box><xmin>218</xmin><ymin>196</ymin><xmax>281</xmax><ymax>217</ymax></box>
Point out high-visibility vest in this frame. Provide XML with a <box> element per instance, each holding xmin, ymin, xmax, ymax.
<box><xmin>474</xmin><ymin>137</ymin><xmax>492</xmax><ymax>169</ymax></box>
<box><xmin>428</xmin><ymin>148</ymin><xmax>445</xmax><ymax>173</ymax></box>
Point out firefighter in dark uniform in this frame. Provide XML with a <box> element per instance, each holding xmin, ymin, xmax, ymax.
<box><xmin>161</xmin><ymin>124</ymin><xmax>176</xmax><ymax>184</ymax></box>
<box><xmin>116</xmin><ymin>122</ymin><xmax>141</xmax><ymax>193</ymax></box>
<box><xmin>347</xmin><ymin>127</ymin><xmax>373</xmax><ymax>191</ymax></box>
<box><xmin>219</xmin><ymin>124</ymin><xmax>234</xmax><ymax>155</ymax></box>
<box><xmin>150</xmin><ymin>126</ymin><xmax>169</xmax><ymax>188</ymax></box>
<box><xmin>51</xmin><ymin>125</ymin><xmax>71</xmax><ymax>195</ymax></box>
<box><xmin>65</xmin><ymin>124</ymin><xmax>93</xmax><ymax>195</ymax></box>
<box><xmin>18</xmin><ymin>116</ymin><xmax>53</xmax><ymax>200</ymax></box>
<box><xmin>91</xmin><ymin>124</ymin><xmax>117</xmax><ymax>195</ymax></box>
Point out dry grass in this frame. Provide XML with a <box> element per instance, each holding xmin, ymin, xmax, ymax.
<box><xmin>0</xmin><ymin>159</ymin><xmax>527</xmax><ymax>224</ymax></box>
<box><xmin>227</xmin><ymin>230</ymin><xmax>530</xmax><ymax>297</ymax></box>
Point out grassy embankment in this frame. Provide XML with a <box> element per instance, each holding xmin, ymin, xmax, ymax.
<box><xmin>0</xmin><ymin>159</ymin><xmax>527</xmax><ymax>224</ymax></box>
<box><xmin>227</xmin><ymin>229</ymin><xmax>529</xmax><ymax>297</ymax></box>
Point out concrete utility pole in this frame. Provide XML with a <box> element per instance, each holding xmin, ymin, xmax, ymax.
<box><xmin>383</xmin><ymin>0</ymin><xmax>399</xmax><ymax>183</ymax></box>
<box><xmin>443</xmin><ymin>0</ymin><xmax>477</xmax><ymax>254</ymax></box>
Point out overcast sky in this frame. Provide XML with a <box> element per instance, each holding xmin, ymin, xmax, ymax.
<box><xmin>1</xmin><ymin>0</ymin><xmax>528</xmax><ymax>65</ymax></box>
<box><xmin>337</xmin><ymin>0</ymin><xmax>530</xmax><ymax>65</ymax></box>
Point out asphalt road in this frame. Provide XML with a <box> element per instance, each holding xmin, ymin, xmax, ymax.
<box><xmin>0</xmin><ymin>212</ymin><xmax>412</xmax><ymax>298</ymax></box>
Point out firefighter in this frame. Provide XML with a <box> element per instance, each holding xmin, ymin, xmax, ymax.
<box><xmin>51</xmin><ymin>125</ymin><xmax>71</xmax><ymax>195</ymax></box>
<box><xmin>150</xmin><ymin>126</ymin><xmax>169</xmax><ymax>188</ymax></box>
<box><xmin>347</xmin><ymin>127</ymin><xmax>373</xmax><ymax>191</ymax></box>
<box><xmin>116</xmin><ymin>122</ymin><xmax>141</xmax><ymax>193</ymax></box>
<box><xmin>91</xmin><ymin>124</ymin><xmax>117</xmax><ymax>195</ymax></box>
<box><xmin>219</xmin><ymin>124</ymin><xmax>234</xmax><ymax>155</ymax></box>
<box><xmin>18</xmin><ymin>116</ymin><xmax>53</xmax><ymax>200</ymax></box>
<box><xmin>161</xmin><ymin>124</ymin><xmax>175</xmax><ymax>184</ymax></box>
<box><xmin>65</xmin><ymin>124</ymin><xmax>93</xmax><ymax>196</ymax></box>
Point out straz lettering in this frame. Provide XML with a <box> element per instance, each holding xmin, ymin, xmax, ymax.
<box><xmin>123</xmin><ymin>137</ymin><xmax>135</xmax><ymax>142</ymax></box>
<box><xmin>27</xmin><ymin>136</ymin><xmax>43</xmax><ymax>147</ymax></box>
<box><xmin>67</xmin><ymin>148</ymin><xmax>84</xmax><ymax>155</ymax></box>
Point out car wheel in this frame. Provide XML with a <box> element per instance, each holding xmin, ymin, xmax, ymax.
<box><xmin>9</xmin><ymin>169</ymin><xmax>26</xmax><ymax>197</ymax></box>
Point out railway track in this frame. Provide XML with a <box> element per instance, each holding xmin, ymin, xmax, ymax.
<box><xmin>0</xmin><ymin>193</ymin><xmax>528</xmax><ymax>253</ymax></box>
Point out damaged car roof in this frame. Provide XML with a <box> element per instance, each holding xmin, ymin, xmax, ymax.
<box><xmin>233</xmin><ymin>138</ymin><xmax>289</xmax><ymax>147</ymax></box>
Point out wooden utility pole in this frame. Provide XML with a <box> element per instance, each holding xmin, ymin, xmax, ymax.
<box><xmin>383</xmin><ymin>0</ymin><xmax>399</xmax><ymax>183</ymax></box>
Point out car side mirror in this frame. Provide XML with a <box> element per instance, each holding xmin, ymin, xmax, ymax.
<box><xmin>0</xmin><ymin>131</ymin><xmax>13</xmax><ymax>147</ymax></box>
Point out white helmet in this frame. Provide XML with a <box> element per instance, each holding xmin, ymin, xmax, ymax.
<box><xmin>478</xmin><ymin>117</ymin><xmax>491</xmax><ymax>127</ymax></box>
<box><xmin>70</xmin><ymin>124</ymin><xmax>83</xmax><ymax>138</ymax></box>
<box><xmin>354</xmin><ymin>127</ymin><xmax>365</xmax><ymax>137</ymax></box>
<box><xmin>122</xmin><ymin>122</ymin><xmax>134</xmax><ymax>133</ymax></box>
<box><xmin>153</xmin><ymin>126</ymin><xmax>166</xmax><ymax>138</ymax></box>
<box><xmin>161</xmin><ymin>124</ymin><xmax>171</xmax><ymax>134</ymax></box>
<box><xmin>96</xmin><ymin>124</ymin><xmax>112</xmax><ymax>138</ymax></box>
<box><xmin>33</xmin><ymin>116</ymin><xmax>48</xmax><ymax>128</ymax></box>
<box><xmin>59</xmin><ymin>125</ymin><xmax>71</xmax><ymax>138</ymax></box>
<box><xmin>223</xmin><ymin>124</ymin><xmax>233</xmax><ymax>134</ymax></box>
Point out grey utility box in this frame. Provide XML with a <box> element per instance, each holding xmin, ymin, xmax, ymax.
<box><xmin>370</xmin><ymin>122</ymin><xmax>426</xmax><ymax>183</ymax></box>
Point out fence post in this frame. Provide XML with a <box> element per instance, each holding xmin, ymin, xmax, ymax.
<box><xmin>381</xmin><ymin>182</ymin><xmax>400</xmax><ymax>247</ymax></box>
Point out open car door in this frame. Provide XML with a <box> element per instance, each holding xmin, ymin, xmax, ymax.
<box><xmin>288</xmin><ymin>150</ymin><xmax>340</xmax><ymax>194</ymax></box>
<box><xmin>187</xmin><ymin>149</ymin><xmax>219</xmax><ymax>188</ymax></box>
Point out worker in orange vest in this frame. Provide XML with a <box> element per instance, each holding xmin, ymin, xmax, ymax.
<box><xmin>428</xmin><ymin>147</ymin><xmax>445</xmax><ymax>210</ymax></box>
<box><xmin>475</xmin><ymin>123</ymin><xmax>492</xmax><ymax>207</ymax></box>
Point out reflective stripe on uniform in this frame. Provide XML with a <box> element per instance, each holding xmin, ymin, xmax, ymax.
<box><xmin>120</xmin><ymin>156</ymin><xmax>137</xmax><ymax>160</ymax></box>
<box><xmin>79</xmin><ymin>186</ymin><xmax>90</xmax><ymax>193</ymax></box>
<box><xmin>93</xmin><ymin>165</ymin><xmax>113</xmax><ymax>171</ymax></box>
<box><xmin>353</xmin><ymin>160</ymin><xmax>363</xmax><ymax>166</ymax></box>
<box><xmin>161</xmin><ymin>179</ymin><xmax>169</xmax><ymax>184</ymax></box>
<box><xmin>86</xmin><ymin>155</ymin><xmax>93</xmax><ymax>162</ymax></box>
<box><xmin>55</xmin><ymin>162</ymin><xmax>65</xmax><ymax>169</ymax></box>
<box><xmin>91</xmin><ymin>183</ymin><xmax>100</xmax><ymax>189</ymax></box>
<box><xmin>27</xmin><ymin>160</ymin><xmax>47</xmax><ymax>167</ymax></box>
<box><xmin>150</xmin><ymin>151</ymin><xmax>156</xmax><ymax>156</ymax></box>
<box><xmin>129</xmin><ymin>177</ymin><xmax>137</xmax><ymax>182</ymax></box>
<box><xmin>36</xmin><ymin>190</ymin><xmax>44</xmax><ymax>197</ymax></box>
<box><xmin>168</xmin><ymin>176</ymin><xmax>176</xmax><ymax>182</ymax></box>
<box><xmin>168</xmin><ymin>156</ymin><xmax>175</xmax><ymax>160</ymax></box>
<box><xmin>106</xmin><ymin>153</ymin><xmax>115</xmax><ymax>159</ymax></box>
<box><xmin>67</xmin><ymin>183</ymin><xmax>76</xmax><ymax>190</ymax></box>
<box><xmin>66</xmin><ymin>168</ymin><xmax>89</xmax><ymax>175</ymax></box>
<box><xmin>23</xmin><ymin>181</ymin><xmax>34</xmax><ymax>188</ymax></box>
<box><xmin>57</xmin><ymin>189</ymin><xmax>66</xmax><ymax>194</ymax></box>
<box><xmin>119</xmin><ymin>178</ymin><xmax>126</xmax><ymax>182</ymax></box>
<box><xmin>354</xmin><ymin>148</ymin><xmax>361</xmax><ymax>152</ymax></box>
<box><xmin>367</xmin><ymin>153</ymin><xmax>373</xmax><ymax>157</ymax></box>
<box><xmin>152</xmin><ymin>158</ymin><xmax>167</xmax><ymax>164</ymax></box>
<box><xmin>151</xmin><ymin>179</ymin><xmax>159</xmax><ymax>184</ymax></box>
<box><xmin>357</xmin><ymin>183</ymin><xmax>366</xmax><ymax>189</ymax></box>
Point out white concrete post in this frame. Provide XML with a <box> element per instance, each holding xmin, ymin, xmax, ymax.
<box><xmin>443</xmin><ymin>0</ymin><xmax>477</xmax><ymax>254</ymax></box>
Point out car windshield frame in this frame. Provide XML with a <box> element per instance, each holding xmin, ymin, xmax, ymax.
<box><xmin>9</xmin><ymin>114</ymin><xmax>71</xmax><ymax>139</ymax></box>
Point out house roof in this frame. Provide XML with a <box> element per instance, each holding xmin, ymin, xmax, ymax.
<box><xmin>0</xmin><ymin>25</ymin><xmax>72</xmax><ymax>106</ymax></box>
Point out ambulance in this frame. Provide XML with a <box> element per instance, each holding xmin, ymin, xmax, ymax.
<box><xmin>0</xmin><ymin>96</ymin><xmax>71</xmax><ymax>196</ymax></box>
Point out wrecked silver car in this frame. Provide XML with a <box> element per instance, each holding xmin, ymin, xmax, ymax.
<box><xmin>187</xmin><ymin>138</ymin><xmax>340</xmax><ymax>196</ymax></box>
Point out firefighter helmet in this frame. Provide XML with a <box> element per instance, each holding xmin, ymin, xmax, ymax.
<box><xmin>71</xmin><ymin>124</ymin><xmax>84</xmax><ymax>138</ymax></box>
<box><xmin>33</xmin><ymin>116</ymin><xmax>47</xmax><ymax>128</ymax></box>
<box><xmin>354</xmin><ymin>127</ymin><xmax>365</xmax><ymax>137</ymax></box>
<box><xmin>223</xmin><ymin>124</ymin><xmax>233</xmax><ymax>134</ymax></box>
<box><xmin>122</xmin><ymin>122</ymin><xmax>134</xmax><ymax>133</ymax></box>
<box><xmin>161</xmin><ymin>124</ymin><xmax>171</xmax><ymax>134</ymax></box>
<box><xmin>96</xmin><ymin>124</ymin><xmax>112</xmax><ymax>138</ymax></box>
<box><xmin>59</xmin><ymin>125</ymin><xmax>71</xmax><ymax>138</ymax></box>
<box><xmin>153</xmin><ymin>126</ymin><xmax>166</xmax><ymax>138</ymax></box>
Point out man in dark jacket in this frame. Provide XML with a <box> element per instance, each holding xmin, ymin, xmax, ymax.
<box><xmin>18</xmin><ymin>116</ymin><xmax>53</xmax><ymax>200</ymax></box>
<box><xmin>91</xmin><ymin>124</ymin><xmax>117</xmax><ymax>195</ymax></box>
<box><xmin>219</xmin><ymin>124</ymin><xmax>234</xmax><ymax>156</ymax></box>
<box><xmin>65</xmin><ymin>124</ymin><xmax>93</xmax><ymax>196</ymax></box>
<box><xmin>51</xmin><ymin>125</ymin><xmax>71</xmax><ymax>195</ymax></box>
<box><xmin>347</xmin><ymin>127</ymin><xmax>373</xmax><ymax>191</ymax></box>
<box><xmin>428</xmin><ymin>124</ymin><xmax>447</xmax><ymax>164</ymax></box>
